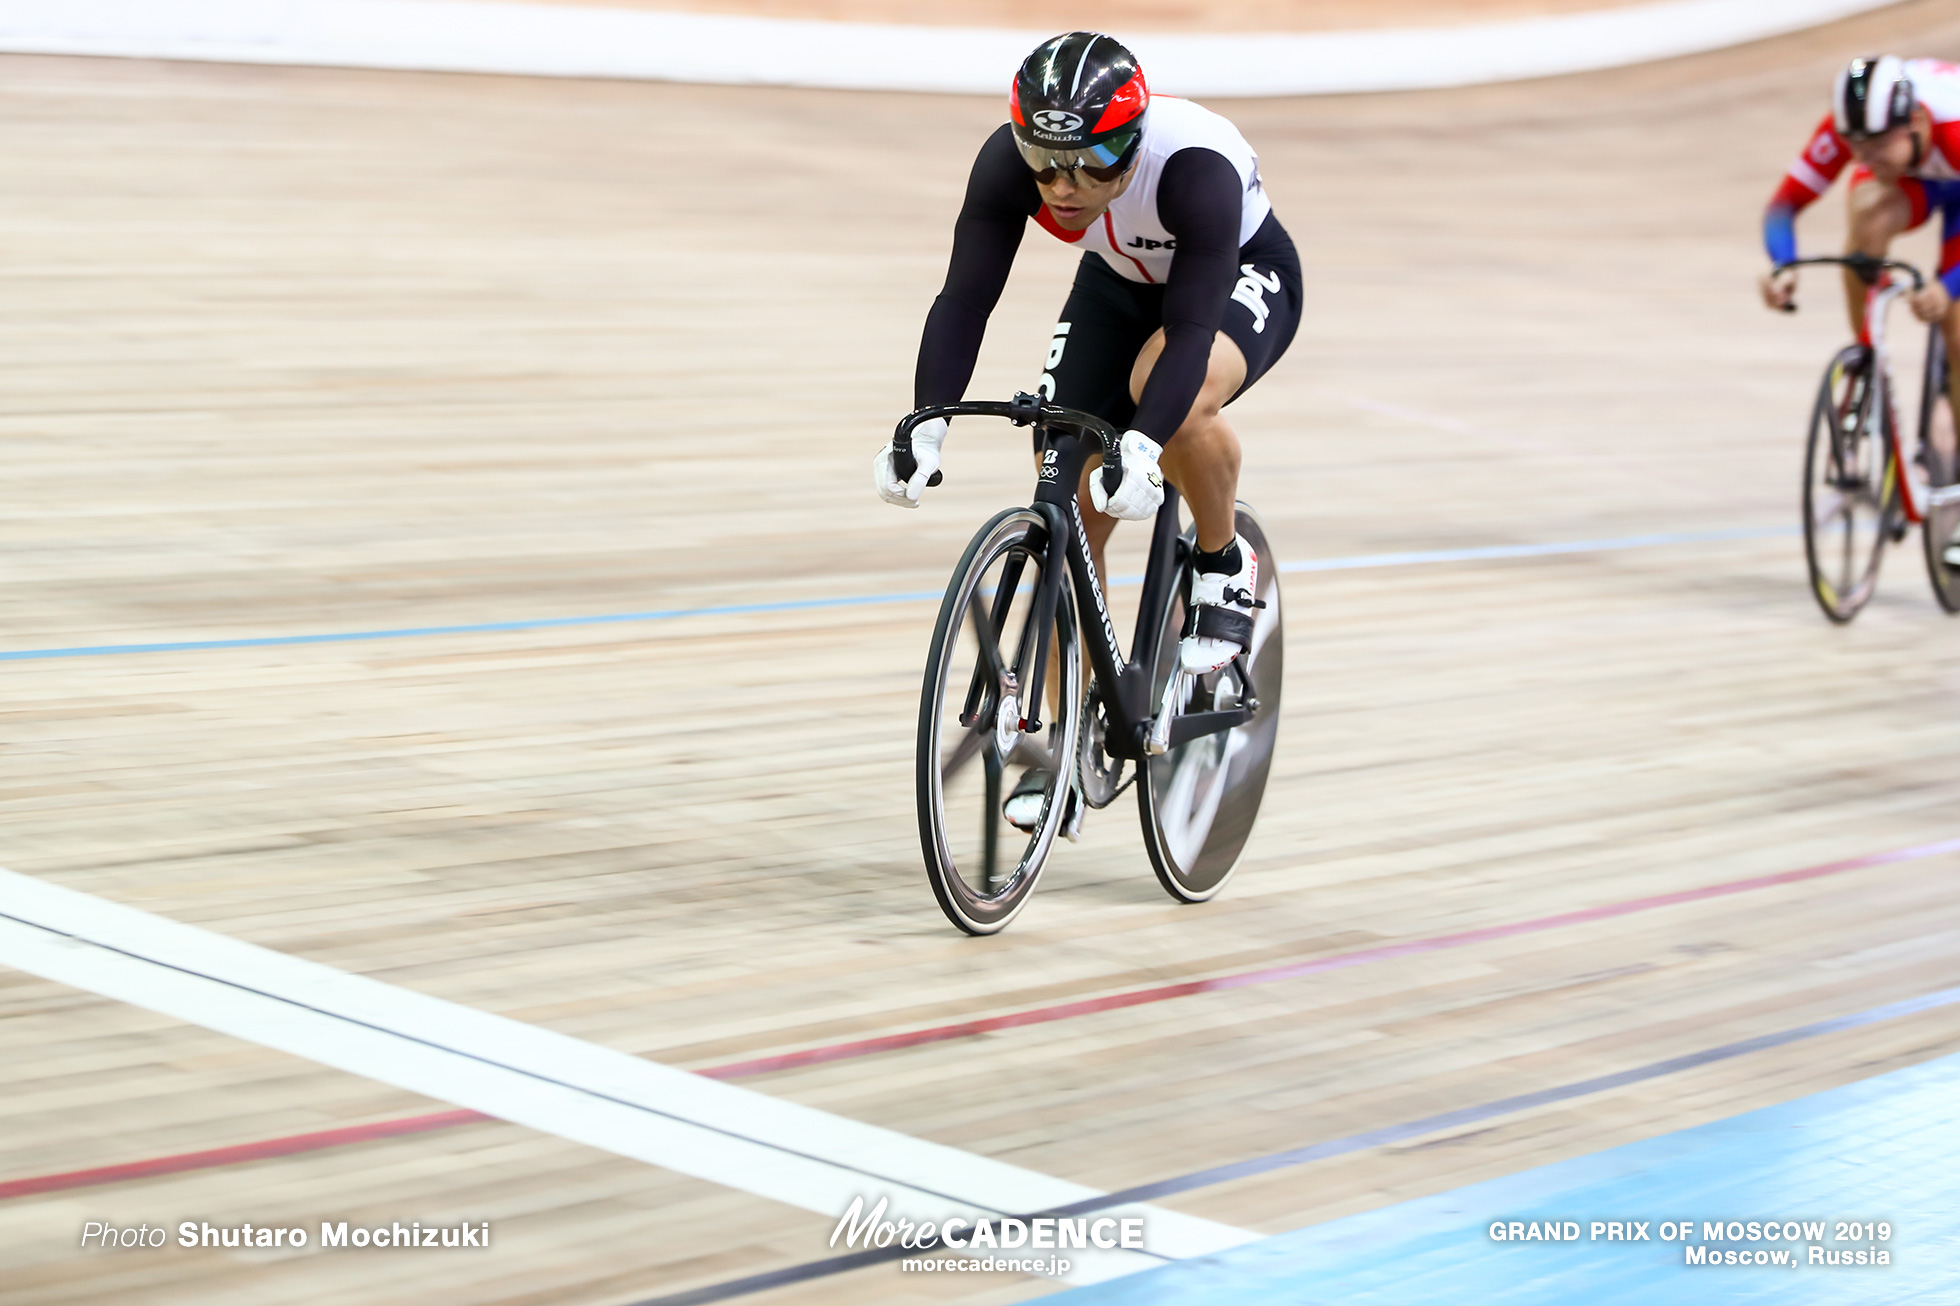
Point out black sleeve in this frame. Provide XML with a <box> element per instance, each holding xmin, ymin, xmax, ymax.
<box><xmin>1130</xmin><ymin>147</ymin><xmax>1246</xmax><ymax>444</ymax></box>
<box><xmin>914</xmin><ymin>126</ymin><xmax>1042</xmax><ymax>407</ymax></box>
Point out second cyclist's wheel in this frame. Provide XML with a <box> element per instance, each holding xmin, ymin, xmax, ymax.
<box><xmin>1919</xmin><ymin>330</ymin><xmax>1960</xmax><ymax>614</ymax></box>
<box><xmin>1803</xmin><ymin>344</ymin><xmax>1891</xmax><ymax>623</ymax></box>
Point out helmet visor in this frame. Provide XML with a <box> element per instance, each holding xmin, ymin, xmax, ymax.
<box><xmin>1014</xmin><ymin>129</ymin><xmax>1140</xmax><ymax>184</ymax></box>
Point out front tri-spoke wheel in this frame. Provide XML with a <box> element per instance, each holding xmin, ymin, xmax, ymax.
<box><xmin>1803</xmin><ymin>344</ymin><xmax>1891</xmax><ymax>623</ymax></box>
<box><xmin>1137</xmin><ymin>503</ymin><xmax>1284</xmax><ymax>903</ymax></box>
<box><xmin>917</xmin><ymin>508</ymin><xmax>1082</xmax><ymax>934</ymax></box>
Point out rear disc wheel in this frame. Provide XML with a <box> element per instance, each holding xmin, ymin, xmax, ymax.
<box><xmin>1137</xmin><ymin>503</ymin><xmax>1284</xmax><ymax>903</ymax></box>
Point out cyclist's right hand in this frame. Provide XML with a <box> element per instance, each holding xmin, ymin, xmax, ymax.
<box><xmin>1760</xmin><ymin>266</ymin><xmax>1797</xmax><ymax>312</ymax></box>
<box><xmin>873</xmin><ymin>417</ymin><xmax>947</xmax><ymax>508</ymax></box>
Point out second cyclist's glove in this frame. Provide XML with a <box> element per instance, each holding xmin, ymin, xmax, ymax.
<box><xmin>1090</xmin><ymin>430</ymin><xmax>1165</xmax><ymax>521</ymax></box>
<box><xmin>872</xmin><ymin>417</ymin><xmax>947</xmax><ymax>508</ymax></box>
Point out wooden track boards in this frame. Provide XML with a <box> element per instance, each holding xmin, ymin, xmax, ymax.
<box><xmin>5</xmin><ymin>3</ymin><xmax>1960</xmax><ymax>1302</ymax></box>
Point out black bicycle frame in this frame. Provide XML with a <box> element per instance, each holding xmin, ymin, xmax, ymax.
<box><xmin>895</xmin><ymin>393</ymin><xmax>1237</xmax><ymax>761</ymax></box>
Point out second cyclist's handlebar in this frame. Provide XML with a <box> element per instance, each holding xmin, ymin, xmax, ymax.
<box><xmin>1773</xmin><ymin>255</ymin><xmax>1925</xmax><ymax>312</ymax></box>
<box><xmin>892</xmin><ymin>393</ymin><xmax>1126</xmax><ymax>493</ymax></box>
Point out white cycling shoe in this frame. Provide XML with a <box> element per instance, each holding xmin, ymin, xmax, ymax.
<box><xmin>1179</xmin><ymin>535</ymin><xmax>1264</xmax><ymax>675</ymax></box>
<box><xmin>1003</xmin><ymin>766</ymin><xmax>1087</xmax><ymax>840</ymax></box>
<box><xmin>1003</xmin><ymin>768</ymin><xmax>1051</xmax><ymax>832</ymax></box>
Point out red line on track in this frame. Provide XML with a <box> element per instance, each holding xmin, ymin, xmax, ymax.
<box><xmin>0</xmin><ymin>1110</ymin><xmax>488</xmax><ymax>1201</ymax></box>
<box><xmin>6</xmin><ymin>835</ymin><xmax>1956</xmax><ymax>1202</ymax></box>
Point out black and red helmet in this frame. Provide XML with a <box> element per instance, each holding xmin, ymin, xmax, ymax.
<box><xmin>1009</xmin><ymin>32</ymin><xmax>1148</xmax><ymax>182</ymax></box>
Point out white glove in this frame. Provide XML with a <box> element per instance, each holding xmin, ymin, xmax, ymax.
<box><xmin>873</xmin><ymin>417</ymin><xmax>947</xmax><ymax>508</ymax></box>
<box><xmin>1089</xmin><ymin>430</ymin><xmax>1165</xmax><ymax>521</ymax></box>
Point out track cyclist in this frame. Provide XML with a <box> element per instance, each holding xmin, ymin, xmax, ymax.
<box><xmin>1760</xmin><ymin>55</ymin><xmax>1960</xmax><ymax>416</ymax></box>
<box><xmin>872</xmin><ymin>31</ymin><xmax>1301</xmax><ymax>831</ymax></box>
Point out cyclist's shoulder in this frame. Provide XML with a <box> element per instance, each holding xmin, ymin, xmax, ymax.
<box><xmin>1143</xmin><ymin>95</ymin><xmax>1255</xmax><ymax>152</ymax></box>
<box><xmin>969</xmin><ymin>122</ymin><xmax>1020</xmax><ymax>173</ymax></box>
<box><xmin>1906</xmin><ymin>59</ymin><xmax>1960</xmax><ymax>119</ymax></box>
<box><xmin>1138</xmin><ymin>96</ymin><xmax>1262</xmax><ymax>191</ymax></box>
<box><xmin>1903</xmin><ymin>58</ymin><xmax>1960</xmax><ymax>85</ymax></box>
<box><xmin>962</xmin><ymin>123</ymin><xmax>1040</xmax><ymax>213</ymax></box>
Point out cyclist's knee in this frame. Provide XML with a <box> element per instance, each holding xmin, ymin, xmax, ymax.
<box><xmin>1162</xmin><ymin>417</ymin><xmax>1242</xmax><ymax>486</ymax></box>
<box><xmin>1168</xmin><ymin>370</ymin><xmax>1244</xmax><ymax>453</ymax></box>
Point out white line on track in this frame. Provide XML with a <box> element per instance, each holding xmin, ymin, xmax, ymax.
<box><xmin>0</xmin><ymin>868</ymin><xmax>1254</xmax><ymax>1283</ymax></box>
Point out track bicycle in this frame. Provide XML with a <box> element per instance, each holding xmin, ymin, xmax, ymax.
<box><xmin>891</xmin><ymin>393</ymin><xmax>1284</xmax><ymax>934</ymax></box>
<box><xmin>1778</xmin><ymin>254</ymin><xmax>1960</xmax><ymax>620</ymax></box>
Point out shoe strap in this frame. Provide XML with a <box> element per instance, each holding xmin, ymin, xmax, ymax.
<box><xmin>1191</xmin><ymin>604</ymin><xmax>1254</xmax><ymax>648</ymax></box>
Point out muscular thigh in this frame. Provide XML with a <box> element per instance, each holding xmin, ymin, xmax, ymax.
<box><xmin>1127</xmin><ymin>327</ymin><xmax>1246</xmax><ymax>424</ymax></box>
<box><xmin>1127</xmin><ymin>255</ymin><xmax>1300</xmax><ymax>414</ymax></box>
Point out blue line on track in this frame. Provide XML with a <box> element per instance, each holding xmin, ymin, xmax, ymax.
<box><xmin>0</xmin><ymin>524</ymin><xmax>1792</xmax><ymax>664</ymax></box>
<box><xmin>1053</xmin><ymin>1046</ymin><xmax>1960</xmax><ymax>1304</ymax></box>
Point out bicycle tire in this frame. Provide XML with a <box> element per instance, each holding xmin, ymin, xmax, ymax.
<box><xmin>1136</xmin><ymin>503</ymin><xmax>1283</xmax><ymax>903</ymax></box>
<box><xmin>1919</xmin><ymin>329</ymin><xmax>1960</xmax><ymax>613</ymax></box>
<box><xmin>917</xmin><ymin>507</ymin><xmax>1082</xmax><ymax>935</ymax></box>
<box><xmin>1803</xmin><ymin>344</ymin><xmax>1891</xmax><ymax>623</ymax></box>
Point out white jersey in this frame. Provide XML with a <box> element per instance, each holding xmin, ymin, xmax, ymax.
<box><xmin>1032</xmin><ymin>96</ymin><xmax>1271</xmax><ymax>285</ymax></box>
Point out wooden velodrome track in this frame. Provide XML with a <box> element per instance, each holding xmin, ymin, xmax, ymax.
<box><xmin>5</xmin><ymin>2</ymin><xmax>1960</xmax><ymax>1302</ymax></box>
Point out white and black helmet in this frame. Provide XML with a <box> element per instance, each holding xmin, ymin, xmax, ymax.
<box><xmin>1833</xmin><ymin>55</ymin><xmax>1915</xmax><ymax>140</ymax></box>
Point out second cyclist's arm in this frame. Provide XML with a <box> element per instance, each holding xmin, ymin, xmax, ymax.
<box><xmin>914</xmin><ymin>127</ymin><xmax>1041</xmax><ymax>408</ymax></box>
<box><xmin>1130</xmin><ymin>147</ymin><xmax>1247</xmax><ymax>444</ymax></box>
<box><xmin>1765</xmin><ymin>114</ymin><xmax>1851</xmax><ymax>267</ymax></box>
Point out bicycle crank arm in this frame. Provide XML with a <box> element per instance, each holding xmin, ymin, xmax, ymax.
<box><xmin>1144</xmin><ymin>669</ymin><xmax>1186</xmax><ymax>755</ymax></box>
<box><xmin>1166</xmin><ymin>708</ymin><xmax>1254</xmax><ymax>749</ymax></box>
<box><xmin>1929</xmin><ymin>484</ymin><xmax>1960</xmax><ymax>509</ymax></box>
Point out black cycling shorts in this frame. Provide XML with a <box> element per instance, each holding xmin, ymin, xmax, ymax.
<box><xmin>1036</xmin><ymin>212</ymin><xmax>1302</xmax><ymax>435</ymax></box>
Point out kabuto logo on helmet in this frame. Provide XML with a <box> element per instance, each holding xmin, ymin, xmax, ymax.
<box><xmin>1032</xmin><ymin>110</ymin><xmax>1085</xmax><ymax>135</ymax></box>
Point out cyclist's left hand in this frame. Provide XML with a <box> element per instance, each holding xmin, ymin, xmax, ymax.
<box><xmin>1910</xmin><ymin>283</ymin><xmax>1953</xmax><ymax>325</ymax></box>
<box><xmin>1759</xmin><ymin>267</ymin><xmax>1797</xmax><ymax>312</ymax></box>
<box><xmin>873</xmin><ymin>417</ymin><xmax>947</xmax><ymax>508</ymax></box>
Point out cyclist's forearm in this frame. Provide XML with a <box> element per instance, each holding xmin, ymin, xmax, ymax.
<box><xmin>912</xmin><ymin>128</ymin><xmax>1036</xmax><ymax>407</ymax></box>
<box><xmin>913</xmin><ymin>216</ymin><xmax>1020</xmax><ymax>406</ymax></box>
<box><xmin>1763</xmin><ymin>201</ymin><xmax>1798</xmax><ymax>268</ymax></box>
<box><xmin>914</xmin><ymin>296</ymin><xmax>989</xmax><ymax>407</ymax></box>
<box><xmin>1132</xmin><ymin>319</ymin><xmax>1216</xmax><ymax>443</ymax></box>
